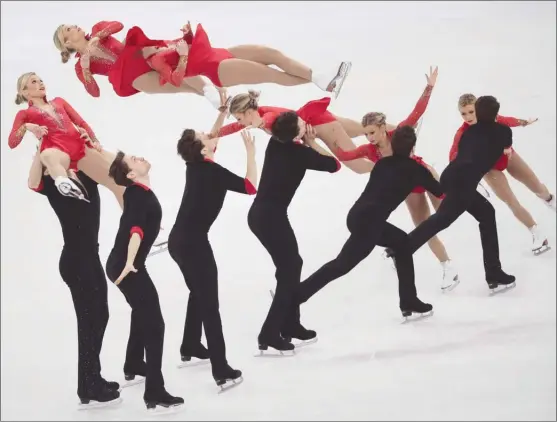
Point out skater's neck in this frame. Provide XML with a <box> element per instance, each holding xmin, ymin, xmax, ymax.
<box><xmin>29</xmin><ymin>96</ymin><xmax>47</xmax><ymax>106</ymax></box>
<box><xmin>73</xmin><ymin>39</ymin><xmax>90</xmax><ymax>55</ymax></box>
<box><xmin>131</xmin><ymin>175</ymin><xmax>151</xmax><ymax>188</ymax></box>
<box><xmin>203</xmin><ymin>150</ymin><xmax>215</xmax><ymax>161</ymax></box>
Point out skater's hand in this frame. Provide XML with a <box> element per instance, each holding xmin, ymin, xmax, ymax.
<box><xmin>302</xmin><ymin>124</ymin><xmax>317</xmax><ymax>145</ymax></box>
<box><xmin>519</xmin><ymin>118</ymin><xmax>538</xmax><ymax>126</ymax></box>
<box><xmin>26</xmin><ymin>123</ymin><xmax>48</xmax><ymax>139</ymax></box>
<box><xmin>241</xmin><ymin>130</ymin><xmax>255</xmax><ymax>155</ymax></box>
<box><xmin>181</xmin><ymin>21</ymin><xmax>192</xmax><ymax>35</ymax></box>
<box><xmin>175</xmin><ymin>40</ymin><xmax>189</xmax><ymax>56</ymax></box>
<box><xmin>80</xmin><ymin>37</ymin><xmax>100</xmax><ymax>68</ymax></box>
<box><xmin>425</xmin><ymin>66</ymin><xmax>438</xmax><ymax>87</ymax></box>
<box><xmin>503</xmin><ymin>147</ymin><xmax>513</xmax><ymax>158</ymax></box>
<box><xmin>217</xmin><ymin>88</ymin><xmax>229</xmax><ymax>113</ymax></box>
<box><xmin>115</xmin><ymin>262</ymin><xmax>138</xmax><ymax>285</ymax></box>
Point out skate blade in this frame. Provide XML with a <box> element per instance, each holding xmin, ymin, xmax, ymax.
<box><xmin>293</xmin><ymin>337</ymin><xmax>318</xmax><ymax>349</ymax></box>
<box><xmin>441</xmin><ymin>278</ymin><xmax>461</xmax><ymax>293</ymax></box>
<box><xmin>77</xmin><ymin>396</ymin><xmax>122</xmax><ymax>411</ymax></box>
<box><xmin>330</xmin><ymin>62</ymin><xmax>352</xmax><ymax>100</ymax></box>
<box><xmin>533</xmin><ymin>245</ymin><xmax>551</xmax><ymax>256</ymax></box>
<box><xmin>253</xmin><ymin>349</ymin><xmax>296</xmax><ymax>358</ymax></box>
<box><xmin>489</xmin><ymin>282</ymin><xmax>516</xmax><ymax>296</ymax></box>
<box><xmin>146</xmin><ymin>403</ymin><xmax>185</xmax><ymax>416</ymax></box>
<box><xmin>401</xmin><ymin>310</ymin><xmax>434</xmax><ymax>324</ymax></box>
<box><xmin>121</xmin><ymin>376</ymin><xmax>146</xmax><ymax>388</ymax></box>
<box><xmin>148</xmin><ymin>242</ymin><xmax>169</xmax><ymax>258</ymax></box>
<box><xmin>217</xmin><ymin>376</ymin><xmax>244</xmax><ymax>394</ymax></box>
<box><xmin>177</xmin><ymin>358</ymin><xmax>210</xmax><ymax>369</ymax></box>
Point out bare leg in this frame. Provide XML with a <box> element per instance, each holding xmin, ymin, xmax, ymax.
<box><xmin>77</xmin><ymin>148</ymin><xmax>125</xmax><ymax>209</ymax></box>
<box><xmin>132</xmin><ymin>71</ymin><xmax>204</xmax><ymax>95</ymax></box>
<box><xmin>227</xmin><ymin>45</ymin><xmax>312</xmax><ymax>81</ymax></box>
<box><xmin>40</xmin><ymin>148</ymin><xmax>71</xmax><ymax>179</ymax></box>
<box><xmin>483</xmin><ymin>169</ymin><xmax>537</xmax><ymax>228</ymax></box>
<box><xmin>506</xmin><ymin>152</ymin><xmax>552</xmax><ymax>201</ymax></box>
<box><xmin>217</xmin><ymin>59</ymin><xmax>308</xmax><ymax>87</ymax></box>
<box><xmin>405</xmin><ymin>192</ymin><xmax>450</xmax><ymax>263</ymax></box>
<box><xmin>314</xmin><ymin>121</ymin><xmax>373</xmax><ymax>174</ymax></box>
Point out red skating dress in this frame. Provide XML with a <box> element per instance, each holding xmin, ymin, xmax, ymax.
<box><xmin>217</xmin><ymin>97</ymin><xmax>337</xmax><ymax>137</ymax></box>
<box><xmin>335</xmin><ymin>84</ymin><xmax>434</xmax><ymax>194</ymax></box>
<box><xmin>120</xmin><ymin>24</ymin><xmax>235</xmax><ymax>87</ymax></box>
<box><xmin>8</xmin><ymin>98</ymin><xmax>97</xmax><ymax>170</ymax></box>
<box><xmin>449</xmin><ymin>116</ymin><xmax>524</xmax><ymax>171</ymax></box>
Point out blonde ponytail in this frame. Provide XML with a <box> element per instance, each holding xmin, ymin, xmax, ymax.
<box><xmin>53</xmin><ymin>25</ymin><xmax>75</xmax><ymax>64</ymax></box>
<box><xmin>15</xmin><ymin>93</ymin><xmax>25</xmax><ymax>105</ymax></box>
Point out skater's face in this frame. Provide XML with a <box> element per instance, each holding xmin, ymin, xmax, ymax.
<box><xmin>22</xmin><ymin>74</ymin><xmax>46</xmax><ymax>100</ymax></box>
<box><xmin>459</xmin><ymin>104</ymin><xmax>477</xmax><ymax>125</ymax></box>
<box><xmin>363</xmin><ymin>124</ymin><xmax>387</xmax><ymax>145</ymax></box>
<box><xmin>125</xmin><ymin>155</ymin><xmax>151</xmax><ymax>179</ymax></box>
<box><xmin>232</xmin><ymin>109</ymin><xmax>257</xmax><ymax>127</ymax></box>
<box><xmin>58</xmin><ymin>24</ymin><xmax>86</xmax><ymax>48</ymax></box>
<box><xmin>196</xmin><ymin>131</ymin><xmax>218</xmax><ymax>154</ymax></box>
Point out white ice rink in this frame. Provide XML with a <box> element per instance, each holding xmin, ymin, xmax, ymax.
<box><xmin>1</xmin><ymin>1</ymin><xmax>556</xmax><ymax>420</ymax></box>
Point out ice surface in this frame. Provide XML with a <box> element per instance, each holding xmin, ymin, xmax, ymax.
<box><xmin>1</xmin><ymin>1</ymin><xmax>555</xmax><ymax>420</ymax></box>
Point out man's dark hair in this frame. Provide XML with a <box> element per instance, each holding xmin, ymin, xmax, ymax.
<box><xmin>390</xmin><ymin>125</ymin><xmax>417</xmax><ymax>157</ymax></box>
<box><xmin>475</xmin><ymin>95</ymin><xmax>500</xmax><ymax>123</ymax></box>
<box><xmin>108</xmin><ymin>151</ymin><xmax>133</xmax><ymax>187</ymax></box>
<box><xmin>271</xmin><ymin>111</ymin><xmax>299</xmax><ymax>143</ymax></box>
<box><xmin>177</xmin><ymin>129</ymin><xmax>204</xmax><ymax>162</ymax></box>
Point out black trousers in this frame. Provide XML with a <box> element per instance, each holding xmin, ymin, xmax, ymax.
<box><xmin>297</xmin><ymin>206</ymin><xmax>418</xmax><ymax>309</ymax></box>
<box><xmin>248</xmin><ymin>202</ymin><xmax>304</xmax><ymax>341</ymax></box>
<box><xmin>106</xmin><ymin>262</ymin><xmax>165</xmax><ymax>397</ymax></box>
<box><xmin>59</xmin><ymin>248</ymin><xmax>109</xmax><ymax>398</ymax></box>
<box><xmin>168</xmin><ymin>232</ymin><xmax>228</xmax><ymax>375</ymax></box>
<box><xmin>404</xmin><ymin>169</ymin><xmax>501</xmax><ymax>277</ymax></box>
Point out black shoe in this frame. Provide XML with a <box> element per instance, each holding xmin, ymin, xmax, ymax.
<box><xmin>80</xmin><ymin>384</ymin><xmax>120</xmax><ymax>405</ymax></box>
<box><xmin>258</xmin><ymin>335</ymin><xmax>295</xmax><ymax>352</ymax></box>
<box><xmin>212</xmin><ymin>365</ymin><xmax>243</xmax><ymax>387</ymax></box>
<box><xmin>144</xmin><ymin>391</ymin><xmax>184</xmax><ymax>410</ymax></box>
<box><xmin>486</xmin><ymin>269</ymin><xmax>516</xmax><ymax>289</ymax></box>
<box><xmin>124</xmin><ymin>361</ymin><xmax>146</xmax><ymax>381</ymax></box>
<box><xmin>400</xmin><ymin>298</ymin><xmax>433</xmax><ymax>317</ymax></box>
<box><xmin>281</xmin><ymin>324</ymin><xmax>317</xmax><ymax>342</ymax></box>
<box><xmin>180</xmin><ymin>343</ymin><xmax>210</xmax><ymax>362</ymax></box>
<box><xmin>102</xmin><ymin>378</ymin><xmax>120</xmax><ymax>391</ymax></box>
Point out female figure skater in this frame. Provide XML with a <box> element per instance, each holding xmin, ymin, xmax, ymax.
<box><xmin>112</xmin><ymin>21</ymin><xmax>351</xmax><ymax>99</ymax></box>
<box><xmin>328</xmin><ymin>67</ymin><xmax>459</xmax><ymax>291</ymax></box>
<box><xmin>9</xmin><ymin>72</ymin><xmax>125</xmax><ymax>206</ymax></box>
<box><xmin>168</xmin><ymin>120</ymin><xmax>256</xmax><ymax>392</ymax></box>
<box><xmin>28</xmin><ymin>150</ymin><xmax>120</xmax><ymax>409</ymax></box>
<box><xmin>454</xmin><ymin>93</ymin><xmax>556</xmax><ymax>255</ymax></box>
<box><xmin>219</xmin><ymin>91</ymin><xmax>397</xmax><ymax>174</ymax></box>
<box><xmin>53</xmin><ymin>21</ymin><xmax>224</xmax><ymax>109</ymax></box>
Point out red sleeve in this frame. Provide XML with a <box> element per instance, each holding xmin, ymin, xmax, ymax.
<box><xmin>91</xmin><ymin>21</ymin><xmax>124</xmax><ymax>39</ymax></box>
<box><xmin>496</xmin><ymin>115</ymin><xmax>522</xmax><ymax>127</ymax></box>
<box><xmin>217</xmin><ymin>122</ymin><xmax>245</xmax><ymax>137</ymax></box>
<box><xmin>261</xmin><ymin>111</ymin><xmax>282</xmax><ymax>130</ymax></box>
<box><xmin>449</xmin><ymin>124</ymin><xmax>467</xmax><ymax>161</ymax></box>
<box><xmin>75</xmin><ymin>61</ymin><xmax>100</xmax><ymax>98</ymax></box>
<box><xmin>8</xmin><ymin>110</ymin><xmax>29</xmax><ymax>149</ymax></box>
<box><xmin>397</xmin><ymin>84</ymin><xmax>434</xmax><ymax>128</ymax></box>
<box><xmin>58</xmin><ymin>98</ymin><xmax>97</xmax><ymax>141</ymax></box>
<box><xmin>130</xmin><ymin>226</ymin><xmax>144</xmax><ymax>239</ymax></box>
<box><xmin>244</xmin><ymin>178</ymin><xmax>257</xmax><ymax>195</ymax></box>
<box><xmin>334</xmin><ymin>144</ymin><xmax>372</xmax><ymax>162</ymax></box>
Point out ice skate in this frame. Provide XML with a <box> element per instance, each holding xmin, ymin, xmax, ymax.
<box><xmin>281</xmin><ymin>324</ymin><xmax>318</xmax><ymax>349</ymax></box>
<box><xmin>542</xmin><ymin>193</ymin><xmax>556</xmax><ymax>212</ymax></box>
<box><xmin>55</xmin><ymin>176</ymin><xmax>88</xmax><ymax>202</ymax></box>
<box><xmin>478</xmin><ymin>181</ymin><xmax>491</xmax><ymax>199</ymax></box>
<box><xmin>400</xmin><ymin>299</ymin><xmax>433</xmax><ymax>323</ymax></box>
<box><xmin>311</xmin><ymin>61</ymin><xmax>352</xmax><ymax>99</ymax></box>
<box><xmin>441</xmin><ymin>260</ymin><xmax>460</xmax><ymax>292</ymax></box>
<box><xmin>121</xmin><ymin>363</ymin><xmax>146</xmax><ymax>388</ymax></box>
<box><xmin>78</xmin><ymin>385</ymin><xmax>122</xmax><ymax>410</ymax></box>
<box><xmin>530</xmin><ymin>225</ymin><xmax>551</xmax><ymax>256</ymax></box>
<box><xmin>102</xmin><ymin>378</ymin><xmax>121</xmax><ymax>392</ymax></box>
<box><xmin>487</xmin><ymin>270</ymin><xmax>516</xmax><ymax>295</ymax></box>
<box><xmin>213</xmin><ymin>366</ymin><xmax>244</xmax><ymax>394</ymax></box>
<box><xmin>177</xmin><ymin>343</ymin><xmax>210</xmax><ymax>369</ymax></box>
<box><xmin>144</xmin><ymin>391</ymin><xmax>185</xmax><ymax>415</ymax></box>
<box><xmin>148</xmin><ymin>232</ymin><xmax>169</xmax><ymax>258</ymax></box>
<box><xmin>255</xmin><ymin>336</ymin><xmax>296</xmax><ymax>357</ymax></box>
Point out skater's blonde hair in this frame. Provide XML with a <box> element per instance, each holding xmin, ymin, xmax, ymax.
<box><xmin>228</xmin><ymin>90</ymin><xmax>260</xmax><ymax>114</ymax></box>
<box><xmin>15</xmin><ymin>72</ymin><xmax>37</xmax><ymax>105</ymax></box>
<box><xmin>361</xmin><ymin>112</ymin><xmax>387</xmax><ymax>127</ymax></box>
<box><xmin>53</xmin><ymin>25</ymin><xmax>76</xmax><ymax>64</ymax></box>
<box><xmin>458</xmin><ymin>93</ymin><xmax>477</xmax><ymax>108</ymax></box>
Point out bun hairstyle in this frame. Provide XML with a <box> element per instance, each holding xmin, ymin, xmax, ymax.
<box><xmin>15</xmin><ymin>72</ymin><xmax>37</xmax><ymax>105</ymax></box>
<box><xmin>361</xmin><ymin>112</ymin><xmax>387</xmax><ymax>127</ymax></box>
<box><xmin>228</xmin><ymin>90</ymin><xmax>261</xmax><ymax>115</ymax></box>
<box><xmin>53</xmin><ymin>25</ymin><xmax>76</xmax><ymax>64</ymax></box>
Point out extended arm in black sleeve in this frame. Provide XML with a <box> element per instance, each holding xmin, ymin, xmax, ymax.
<box><xmin>299</xmin><ymin>144</ymin><xmax>341</xmax><ymax>173</ymax></box>
<box><xmin>418</xmin><ymin>165</ymin><xmax>444</xmax><ymax>198</ymax></box>
<box><xmin>214</xmin><ymin>163</ymin><xmax>257</xmax><ymax>195</ymax></box>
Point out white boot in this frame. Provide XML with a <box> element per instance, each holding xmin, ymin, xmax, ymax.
<box><xmin>529</xmin><ymin>225</ymin><xmax>551</xmax><ymax>255</ymax></box>
<box><xmin>542</xmin><ymin>193</ymin><xmax>556</xmax><ymax>212</ymax></box>
<box><xmin>311</xmin><ymin>61</ymin><xmax>352</xmax><ymax>99</ymax></box>
<box><xmin>54</xmin><ymin>176</ymin><xmax>84</xmax><ymax>200</ymax></box>
<box><xmin>440</xmin><ymin>260</ymin><xmax>460</xmax><ymax>292</ymax></box>
<box><xmin>203</xmin><ymin>84</ymin><xmax>230</xmax><ymax>111</ymax></box>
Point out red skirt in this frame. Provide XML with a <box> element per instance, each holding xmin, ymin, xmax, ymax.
<box><xmin>492</xmin><ymin>148</ymin><xmax>513</xmax><ymax>171</ymax></box>
<box><xmin>108</xmin><ymin>26</ymin><xmax>166</xmax><ymax>97</ymax></box>
<box><xmin>40</xmin><ymin>134</ymin><xmax>86</xmax><ymax>171</ymax></box>
<box><xmin>296</xmin><ymin>97</ymin><xmax>337</xmax><ymax>126</ymax></box>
